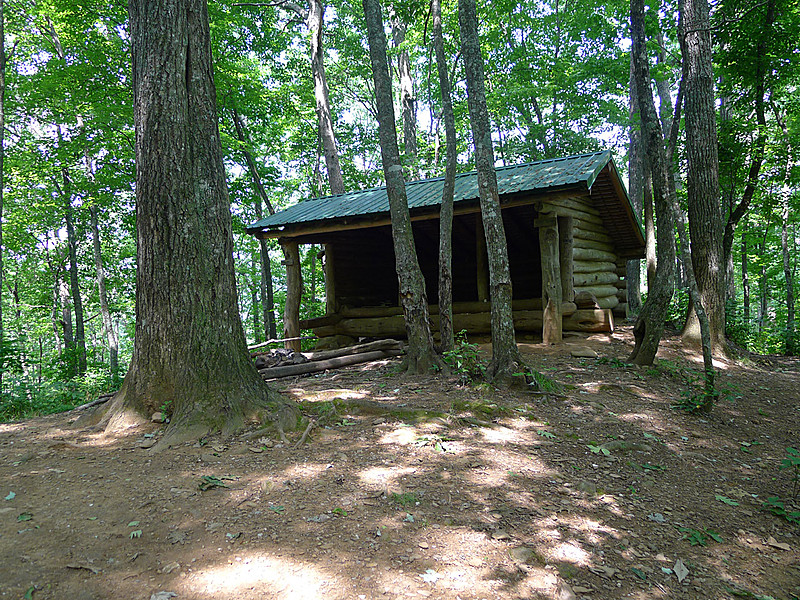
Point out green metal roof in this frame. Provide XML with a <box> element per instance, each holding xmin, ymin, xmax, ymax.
<box><xmin>247</xmin><ymin>151</ymin><xmax>618</xmax><ymax>235</ymax></box>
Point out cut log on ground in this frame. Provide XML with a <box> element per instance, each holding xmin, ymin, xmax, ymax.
<box><xmin>259</xmin><ymin>349</ymin><xmax>403</xmax><ymax>379</ymax></box>
<box><xmin>304</xmin><ymin>338</ymin><xmax>403</xmax><ymax>361</ymax></box>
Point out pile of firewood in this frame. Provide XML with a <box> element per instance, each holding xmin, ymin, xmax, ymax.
<box><xmin>252</xmin><ymin>339</ymin><xmax>404</xmax><ymax>380</ymax></box>
<box><xmin>254</xmin><ymin>348</ymin><xmax>309</xmax><ymax>370</ymax></box>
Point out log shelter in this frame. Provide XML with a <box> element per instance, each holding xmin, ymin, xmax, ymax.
<box><xmin>247</xmin><ymin>151</ymin><xmax>645</xmax><ymax>350</ymax></box>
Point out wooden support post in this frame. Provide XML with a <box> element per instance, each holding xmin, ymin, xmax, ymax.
<box><xmin>476</xmin><ymin>216</ymin><xmax>490</xmax><ymax>302</ymax></box>
<box><xmin>323</xmin><ymin>242</ymin><xmax>336</xmax><ymax>315</ymax></box>
<box><xmin>281</xmin><ymin>240</ymin><xmax>302</xmax><ymax>352</ymax></box>
<box><xmin>558</xmin><ymin>215</ymin><xmax>574</xmax><ymax>302</ymax></box>
<box><xmin>535</xmin><ymin>215</ymin><xmax>562</xmax><ymax>344</ymax></box>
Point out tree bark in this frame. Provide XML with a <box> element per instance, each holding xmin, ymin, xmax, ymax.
<box><xmin>282</xmin><ymin>240</ymin><xmax>302</xmax><ymax>352</ymax></box>
<box><xmin>97</xmin><ymin>0</ymin><xmax>298</xmax><ymax>446</ymax></box>
<box><xmin>433</xmin><ymin>0</ymin><xmax>455</xmax><ymax>353</ymax></box>
<box><xmin>627</xmin><ymin>55</ymin><xmax>643</xmax><ymax>315</ymax></box>
<box><xmin>362</xmin><ymin>0</ymin><xmax>439</xmax><ymax>373</ymax></box>
<box><xmin>459</xmin><ymin>0</ymin><xmax>524</xmax><ymax>378</ymax></box>
<box><xmin>392</xmin><ymin>20</ymin><xmax>418</xmax><ymax>178</ymax></box>
<box><xmin>629</xmin><ymin>0</ymin><xmax>676</xmax><ymax>365</ymax></box>
<box><xmin>306</xmin><ymin>0</ymin><xmax>345</xmax><ymax>195</ymax></box>
<box><xmin>679</xmin><ymin>0</ymin><xmax>725</xmax><ymax>353</ymax></box>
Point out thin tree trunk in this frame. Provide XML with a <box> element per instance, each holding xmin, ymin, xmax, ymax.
<box><xmin>644</xmin><ymin>172</ymin><xmax>656</xmax><ymax>290</ymax></box>
<box><xmin>60</xmin><ymin>166</ymin><xmax>87</xmax><ymax>376</ymax></box>
<box><xmin>230</xmin><ymin>107</ymin><xmax>277</xmax><ymax>340</ymax></box>
<box><xmin>60</xmin><ymin>279</ymin><xmax>74</xmax><ymax>364</ymax></box>
<box><xmin>433</xmin><ymin>0</ymin><xmax>455</xmax><ymax>353</ymax></box>
<box><xmin>627</xmin><ymin>55</ymin><xmax>644</xmax><ymax>314</ymax></box>
<box><xmin>758</xmin><ymin>227</ymin><xmax>769</xmax><ymax>333</ymax></box>
<box><xmin>722</xmin><ymin>0</ymin><xmax>774</xmax><ymax>300</ymax></box>
<box><xmin>679</xmin><ymin>0</ymin><xmax>725</xmax><ymax>353</ymax></box>
<box><xmin>781</xmin><ymin>190</ymin><xmax>795</xmax><ymax>353</ymax></box>
<box><xmin>306</xmin><ymin>0</ymin><xmax>345</xmax><ymax>195</ymax></box>
<box><xmin>459</xmin><ymin>0</ymin><xmax>523</xmax><ymax>379</ymax></box>
<box><xmin>0</xmin><ymin>0</ymin><xmax>5</xmax><ymax>394</ymax></box>
<box><xmin>629</xmin><ymin>0</ymin><xmax>676</xmax><ymax>365</ymax></box>
<box><xmin>90</xmin><ymin>203</ymin><xmax>120</xmax><ymax>382</ymax></box>
<box><xmin>392</xmin><ymin>20</ymin><xmax>418</xmax><ymax>178</ymax></box>
<box><xmin>742</xmin><ymin>217</ymin><xmax>750</xmax><ymax>325</ymax></box>
<box><xmin>251</xmin><ymin>253</ymin><xmax>262</xmax><ymax>344</ymax></box>
<box><xmin>774</xmin><ymin>104</ymin><xmax>796</xmax><ymax>353</ymax></box>
<box><xmin>362</xmin><ymin>0</ymin><xmax>440</xmax><ymax>373</ymax></box>
<box><xmin>309</xmin><ymin>244</ymin><xmax>317</xmax><ymax>303</ymax></box>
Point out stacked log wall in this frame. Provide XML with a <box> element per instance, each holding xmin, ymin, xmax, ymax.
<box><xmin>541</xmin><ymin>195</ymin><xmax>620</xmax><ymax>310</ymax></box>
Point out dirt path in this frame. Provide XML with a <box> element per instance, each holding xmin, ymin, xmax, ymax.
<box><xmin>1</xmin><ymin>328</ymin><xmax>798</xmax><ymax>600</ymax></box>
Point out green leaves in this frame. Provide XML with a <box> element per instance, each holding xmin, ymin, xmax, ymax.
<box><xmin>679</xmin><ymin>527</ymin><xmax>723</xmax><ymax>546</ymax></box>
<box><xmin>716</xmin><ymin>495</ymin><xmax>740</xmax><ymax>506</ymax></box>
<box><xmin>199</xmin><ymin>475</ymin><xmax>230</xmax><ymax>491</ymax></box>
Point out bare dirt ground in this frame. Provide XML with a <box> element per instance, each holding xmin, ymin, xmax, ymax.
<box><xmin>1</xmin><ymin>327</ymin><xmax>799</xmax><ymax>600</ymax></box>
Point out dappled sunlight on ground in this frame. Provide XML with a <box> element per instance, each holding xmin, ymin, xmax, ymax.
<box><xmin>191</xmin><ymin>553</ymin><xmax>335</xmax><ymax>598</ymax></box>
<box><xmin>282</xmin><ymin>387</ymin><xmax>368</xmax><ymax>402</ymax></box>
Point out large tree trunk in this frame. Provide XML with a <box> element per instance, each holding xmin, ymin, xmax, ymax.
<box><xmin>90</xmin><ymin>203</ymin><xmax>120</xmax><ymax>383</ymax></box>
<box><xmin>97</xmin><ymin>0</ymin><xmax>298</xmax><ymax>446</ymax></box>
<box><xmin>629</xmin><ymin>0</ymin><xmax>676</xmax><ymax>365</ymax></box>
<box><xmin>362</xmin><ymin>0</ymin><xmax>439</xmax><ymax>373</ymax></box>
<box><xmin>433</xmin><ymin>0</ymin><xmax>456</xmax><ymax>353</ymax></box>
<box><xmin>679</xmin><ymin>0</ymin><xmax>725</xmax><ymax>353</ymax></box>
<box><xmin>459</xmin><ymin>0</ymin><xmax>523</xmax><ymax>378</ymax></box>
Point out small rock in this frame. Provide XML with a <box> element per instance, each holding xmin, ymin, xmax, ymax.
<box><xmin>647</xmin><ymin>513</ymin><xmax>666</xmax><ymax>523</ymax></box>
<box><xmin>576</xmin><ymin>480</ymin><xmax>597</xmax><ymax>495</ymax></box>
<box><xmin>418</xmin><ymin>542</ymin><xmax>429</xmax><ymax>549</ymax></box>
<box><xmin>150</xmin><ymin>593</ymin><xmax>177</xmax><ymax>600</ymax></box>
<box><xmin>492</xmin><ymin>530</ymin><xmax>511</xmax><ymax>541</ymax></box>
<box><xmin>307</xmin><ymin>514</ymin><xmax>331</xmax><ymax>523</ymax></box>
<box><xmin>573</xmin><ymin>586</ymin><xmax>593</xmax><ymax>593</ymax></box>
<box><xmin>161</xmin><ymin>562</ymin><xmax>181</xmax><ymax>574</ymax></box>
<box><xmin>570</xmin><ymin>346</ymin><xmax>598</xmax><ymax>358</ymax></box>
<box><xmin>509</xmin><ymin>546</ymin><xmax>540</xmax><ymax>565</ymax></box>
<box><xmin>140</xmin><ymin>438</ymin><xmax>158</xmax><ymax>449</ymax></box>
<box><xmin>557</xmin><ymin>581</ymin><xmax>577</xmax><ymax>600</ymax></box>
<box><xmin>468</xmin><ymin>558</ymin><xmax>483</xmax><ymax>568</ymax></box>
<box><xmin>151</xmin><ymin>412</ymin><xmax>164</xmax><ymax>423</ymax></box>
